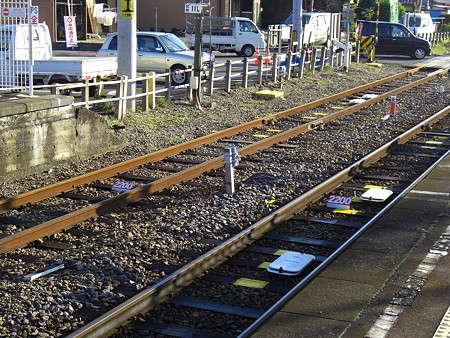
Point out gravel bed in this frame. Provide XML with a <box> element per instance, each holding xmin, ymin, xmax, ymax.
<box><xmin>1</xmin><ymin>63</ymin><xmax>450</xmax><ymax>337</ymax></box>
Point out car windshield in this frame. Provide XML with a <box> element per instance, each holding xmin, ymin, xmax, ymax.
<box><xmin>160</xmin><ymin>34</ymin><xmax>188</xmax><ymax>52</ymax></box>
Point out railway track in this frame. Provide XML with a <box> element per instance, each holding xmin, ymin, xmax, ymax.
<box><xmin>67</xmin><ymin>101</ymin><xmax>450</xmax><ymax>337</ymax></box>
<box><xmin>0</xmin><ymin>66</ymin><xmax>444</xmax><ymax>254</ymax></box>
<box><xmin>1</xmin><ymin>66</ymin><xmax>450</xmax><ymax>337</ymax></box>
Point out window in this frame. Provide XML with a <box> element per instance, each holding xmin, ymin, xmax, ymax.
<box><xmin>239</xmin><ymin>21</ymin><xmax>258</xmax><ymax>33</ymax></box>
<box><xmin>108</xmin><ymin>35</ymin><xmax>117</xmax><ymax>50</ymax></box>
<box><xmin>160</xmin><ymin>34</ymin><xmax>187</xmax><ymax>52</ymax></box>
<box><xmin>137</xmin><ymin>36</ymin><xmax>161</xmax><ymax>52</ymax></box>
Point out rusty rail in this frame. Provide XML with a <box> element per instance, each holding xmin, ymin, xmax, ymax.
<box><xmin>68</xmin><ymin>101</ymin><xmax>450</xmax><ymax>338</ymax></box>
<box><xmin>0</xmin><ymin>67</ymin><xmax>423</xmax><ymax>214</ymax></box>
<box><xmin>1</xmin><ymin>67</ymin><xmax>441</xmax><ymax>255</ymax></box>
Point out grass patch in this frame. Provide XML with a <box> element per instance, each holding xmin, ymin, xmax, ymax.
<box><xmin>431</xmin><ymin>38</ymin><xmax>450</xmax><ymax>55</ymax></box>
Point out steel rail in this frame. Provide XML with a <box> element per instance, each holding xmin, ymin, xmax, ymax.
<box><xmin>0</xmin><ymin>67</ymin><xmax>424</xmax><ymax>214</ymax></box>
<box><xmin>67</xmin><ymin>88</ymin><xmax>450</xmax><ymax>338</ymax></box>
<box><xmin>0</xmin><ymin>68</ymin><xmax>444</xmax><ymax>255</ymax></box>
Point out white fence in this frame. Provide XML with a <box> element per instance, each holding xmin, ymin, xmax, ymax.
<box><xmin>46</xmin><ymin>46</ymin><xmax>348</xmax><ymax>119</ymax></box>
<box><xmin>0</xmin><ymin>0</ymin><xmax>33</xmax><ymax>93</ymax></box>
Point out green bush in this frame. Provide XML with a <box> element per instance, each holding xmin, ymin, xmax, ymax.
<box><xmin>442</xmin><ymin>23</ymin><xmax>450</xmax><ymax>32</ymax></box>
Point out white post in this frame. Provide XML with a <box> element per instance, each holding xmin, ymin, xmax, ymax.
<box><xmin>117</xmin><ymin>0</ymin><xmax>137</xmax><ymax>114</ymax></box>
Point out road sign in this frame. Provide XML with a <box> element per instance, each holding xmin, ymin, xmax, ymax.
<box><xmin>185</xmin><ymin>3</ymin><xmax>202</xmax><ymax>14</ymax></box>
<box><xmin>30</xmin><ymin>6</ymin><xmax>38</xmax><ymax>24</ymax></box>
<box><xmin>120</xmin><ymin>0</ymin><xmax>134</xmax><ymax>19</ymax></box>
<box><xmin>1</xmin><ymin>7</ymin><xmax>26</xmax><ymax>18</ymax></box>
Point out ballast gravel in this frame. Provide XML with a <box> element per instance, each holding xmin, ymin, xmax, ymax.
<box><xmin>1</xmin><ymin>62</ymin><xmax>450</xmax><ymax>337</ymax></box>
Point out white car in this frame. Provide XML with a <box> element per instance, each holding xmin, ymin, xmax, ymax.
<box><xmin>97</xmin><ymin>32</ymin><xmax>214</xmax><ymax>85</ymax></box>
<box><xmin>401</xmin><ymin>13</ymin><xmax>435</xmax><ymax>35</ymax></box>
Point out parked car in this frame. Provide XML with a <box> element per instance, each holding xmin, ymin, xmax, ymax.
<box><xmin>97</xmin><ymin>32</ymin><xmax>214</xmax><ymax>85</ymax></box>
<box><xmin>282</xmin><ymin>12</ymin><xmax>331</xmax><ymax>45</ymax></box>
<box><xmin>400</xmin><ymin>13</ymin><xmax>435</xmax><ymax>35</ymax></box>
<box><xmin>358</xmin><ymin>20</ymin><xmax>430</xmax><ymax>59</ymax></box>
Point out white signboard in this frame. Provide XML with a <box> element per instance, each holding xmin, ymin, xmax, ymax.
<box><xmin>1</xmin><ymin>7</ymin><xmax>26</xmax><ymax>18</ymax></box>
<box><xmin>185</xmin><ymin>3</ymin><xmax>202</xmax><ymax>14</ymax></box>
<box><xmin>64</xmin><ymin>16</ymin><xmax>78</xmax><ymax>48</ymax></box>
<box><xmin>30</xmin><ymin>6</ymin><xmax>38</xmax><ymax>24</ymax></box>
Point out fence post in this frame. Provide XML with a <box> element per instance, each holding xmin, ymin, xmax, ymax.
<box><xmin>208</xmin><ymin>62</ymin><xmax>215</xmax><ymax>96</ymax></box>
<box><xmin>165</xmin><ymin>69</ymin><xmax>171</xmax><ymax>103</ymax></box>
<box><xmin>186</xmin><ymin>66</ymin><xmax>193</xmax><ymax>101</ymax></box>
<box><xmin>225</xmin><ymin>60</ymin><xmax>232</xmax><ymax>92</ymax></box>
<box><xmin>329</xmin><ymin>45</ymin><xmax>334</xmax><ymax>68</ymax></box>
<box><xmin>271</xmin><ymin>53</ymin><xmax>278</xmax><ymax>83</ymax></box>
<box><xmin>115</xmin><ymin>75</ymin><xmax>128</xmax><ymax>120</ymax></box>
<box><xmin>257</xmin><ymin>53</ymin><xmax>263</xmax><ymax>84</ymax></box>
<box><xmin>299</xmin><ymin>49</ymin><xmax>306</xmax><ymax>78</ymax></box>
<box><xmin>143</xmin><ymin>72</ymin><xmax>156</xmax><ymax>110</ymax></box>
<box><xmin>82</xmin><ymin>79</ymin><xmax>90</xmax><ymax>108</ymax></box>
<box><xmin>286</xmin><ymin>51</ymin><xmax>292</xmax><ymax>80</ymax></box>
<box><xmin>320</xmin><ymin>47</ymin><xmax>327</xmax><ymax>71</ymax></box>
<box><xmin>242</xmin><ymin>57</ymin><xmax>249</xmax><ymax>88</ymax></box>
<box><xmin>312</xmin><ymin>48</ymin><xmax>318</xmax><ymax>73</ymax></box>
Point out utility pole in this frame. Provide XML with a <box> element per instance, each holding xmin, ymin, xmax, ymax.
<box><xmin>193</xmin><ymin>0</ymin><xmax>203</xmax><ymax>110</ymax></box>
<box><xmin>117</xmin><ymin>0</ymin><xmax>137</xmax><ymax>115</ymax></box>
<box><xmin>292</xmin><ymin>0</ymin><xmax>303</xmax><ymax>52</ymax></box>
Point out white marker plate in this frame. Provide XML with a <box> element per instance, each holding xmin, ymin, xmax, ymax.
<box><xmin>267</xmin><ymin>252</ymin><xmax>315</xmax><ymax>276</ymax></box>
<box><xmin>360</xmin><ymin>188</ymin><xmax>393</xmax><ymax>202</ymax></box>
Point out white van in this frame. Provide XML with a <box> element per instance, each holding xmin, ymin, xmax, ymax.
<box><xmin>401</xmin><ymin>13</ymin><xmax>435</xmax><ymax>35</ymax></box>
<box><xmin>282</xmin><ymin>12</ymin><xmax>331</xmax><ymax>45</ymax></box>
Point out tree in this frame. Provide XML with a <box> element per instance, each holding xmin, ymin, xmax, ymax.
<box><xmin>358</xmin><ymin>0</ymin><xmax>405</xmax><ymax>22</ymax></box>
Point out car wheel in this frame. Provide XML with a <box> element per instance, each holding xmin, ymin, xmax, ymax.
<box><xmin>412</xmin><ymin>47</ymin><xmax>426</xmax><ymax>60</ymax></box>
<box><xmin>171</xmin><ymin>65</ymin><xmax>187</xmax><ymax>85</ymax></box>
<box><xmin>241</xmin><ymin>45</ymin><xmax>255</xmax><ymax>57</ymax></box>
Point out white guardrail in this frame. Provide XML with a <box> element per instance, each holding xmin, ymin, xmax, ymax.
<box><xmin>5</xmin><ymin>47</ymin><xmax>349</xmax><ymax>118</ymax></box>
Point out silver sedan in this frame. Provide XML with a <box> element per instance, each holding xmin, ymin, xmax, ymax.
<box><xmin>97</xmin><ymin>32</ymin><xmax>214</xmax><ymax>85</ymax></box>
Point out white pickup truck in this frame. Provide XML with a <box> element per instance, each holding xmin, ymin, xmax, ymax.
<box><xmin>0</xmin><ymin>23</ymin><xmax>117</xmax><ymax>89</ymax></box>
<box><xmin>185</xmin><ymin>16</ymin><xmax>265</xmax><ymax>57</ymax></box>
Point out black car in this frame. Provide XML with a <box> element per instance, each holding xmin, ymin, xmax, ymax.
<box><xmin>358</xmin><ymin>20</ymin><xmax>431</xmax><ymax>59</ymax></box>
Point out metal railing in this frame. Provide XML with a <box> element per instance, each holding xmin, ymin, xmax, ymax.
<box><xmin>30</xmin><ymin>47</ymin><xmax>347</xmax><ymax>118</ymax></box>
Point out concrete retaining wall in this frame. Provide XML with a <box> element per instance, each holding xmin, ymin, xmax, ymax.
<box><xmin>0</xmin><ymin>95</ymin><xmax>126</xmax><ymax>183</ymax></box>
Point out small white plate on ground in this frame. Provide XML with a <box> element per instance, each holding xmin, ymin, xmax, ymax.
<box><xmin>362</xmin><ymin>93</ymin><xmax>378</xmax><ymax>99</ymax></box>
<box><xmin>360</xmin><ymin>188</ymin><xmax>393</xmax><ymax>202</ymax></box>
<box><xmin>349</xmin><ymin>98</ymin><xmax>366</xmax><ymax>104</ymax></box>
<box><xmin>267</xmin><ymin>252</ymin><xmax>315</xmax><ymax>276</ymax></box>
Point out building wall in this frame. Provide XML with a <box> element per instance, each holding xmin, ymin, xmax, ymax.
<box><xmin>32</xmin><ymin>0</ymin><xmax>56</xmax><ymax>41</ymax></box>
<box><xmin>136</xmin><ymin>0</ymin><xmax>226</xmax><ymax>32</ymax></box>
